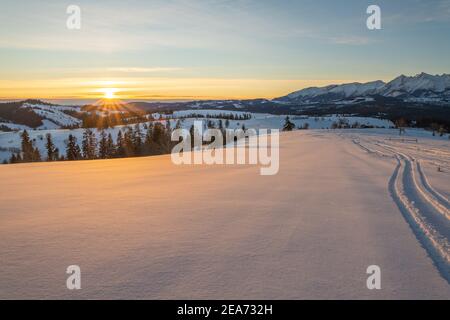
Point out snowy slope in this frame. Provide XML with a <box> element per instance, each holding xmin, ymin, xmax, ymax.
<box><xmin>21</xmin><ymin>103</ymin><xmax>81</xmax><ymax>129</ymax></box>
<box><xmin>0</xmin><ymin>122</ymin><xmax>31</xmax><ymax>131</ymax></box>
<box><xmin>0</xmin><ymin>131</ymin><xmax>449</xmax><ymax>299</ymax></box>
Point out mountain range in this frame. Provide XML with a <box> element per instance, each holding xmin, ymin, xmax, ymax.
<box><xmin>275</xmin><ymin>73</ymin><xmax>450</xmax><ymax>104</ymax></box>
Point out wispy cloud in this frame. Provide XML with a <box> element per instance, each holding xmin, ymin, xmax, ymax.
<box><xmin>0</xmin><ymin>0</ymin><xmax>321</xmax><ymax>52</ymax></box>
<box><xmin>107</xmin><ymin>67</ymin><xmax>184</xmax><ymax>73</ymax></box>
<box><xmin>383</xmin><ymin>0</ymin><xmax>450</xmax><ymax>25</ymax></box>
<box><xmin>329</xmin><ymin>36</ymin><xmax>372</xmax><ymax>45</ymax></box>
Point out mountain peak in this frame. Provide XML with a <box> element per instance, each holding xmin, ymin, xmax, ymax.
<box><xmin>275</xmin><ymin>72</ymin><xmax>450</xmax><ymax>104</ymax></box>
<box><xmin>414</xmin><ymin>72</ymin><xmax>433</xmax><ymax>79</ymax></box>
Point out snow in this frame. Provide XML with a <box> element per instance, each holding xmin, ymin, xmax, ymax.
<box><xmin>0</xmin><ymin>130</ymin><xmax>449</xmax><ymax>299</ymax></box>
<box><xmin>285</xmin><ymin>84</ymin><xmax>337</xmax><ymax>99</ymax></box>
<box><xmin>0</xmin><ymin>122</ymin><xmax>31</xmax><ymax>131</ymax></box>
<box><xmin>0</xmin><ymin>125</ymin><xmax>142</xmax><ymax>162</ymax></box>
<box><xmin>21</xmin><ymin>103</ymin><xmax>82</xmax><ymax>128</ymax></box>
<box><xmin>382</xmin><ymin>73</ymin><xmax>450</xmax><ymax>96</ymax></box>
<box><xmin>0</xmin><ymin>112</ymin><xmax>394</xmax><ymax>162</ymax></box>
<box><xmin>284</xmin><ymin>81</ymin><xmax>385</xmax><ymax>100</ymax></box>
<box><xmin>337</xmin><ymin>129</ymin><xmax>450</xmax><ymax>281</ymax></box>
<box><xmin>38</xmin><ymin>119</ymin><xmax>61</xmax><ymax>130</ymax></box>
<box><xmin>278</xmin><ymin>73</ymin><xmax>450</xmax><ymax>102</ymax></box>
<box><xmin>173</xmin><ymin>109</ymin><xmax>250</xmax><ymax>118</ymax></box>
<box><xmin>329</xmin><ymin>81</ymin><xmax>385</xmax><ymax>97</ymax></box>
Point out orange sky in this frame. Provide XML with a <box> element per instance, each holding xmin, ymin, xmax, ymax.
<box><xmin>0</xmin><ymin>78</ymin><xmax>358</xmax><ymax>101</ymax></box>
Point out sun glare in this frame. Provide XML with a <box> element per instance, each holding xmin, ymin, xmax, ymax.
<box><xmin>102</xmin><ymin>88</ymin><xmax>118</xmax><ymax>99</ymax></box>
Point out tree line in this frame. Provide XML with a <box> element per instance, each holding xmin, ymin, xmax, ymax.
<box><xmin>78</xmin><ymin>112</ymin><xmax>151</xmax><ymax>129</ymax></box>
<box><xmin>7</xmin><ymin>121</ymin><xmax>180</xmax><ymax>164</ymax></box>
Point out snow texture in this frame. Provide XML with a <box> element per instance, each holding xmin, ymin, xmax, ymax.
<box><xmin>0</xmin><ymin>130</ymin><xmax>449</xmax><ymax>299</ymax></box>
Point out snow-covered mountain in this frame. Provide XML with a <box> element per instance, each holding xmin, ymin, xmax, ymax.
<box><xmin>380</xmin><ymin>73</ymin><xmax>450</xmax><ymax>102</ymax></box>
<box><xmin>282</xmin><ymin>81</ymin><xmax>385</xmax><ymax>103</ymax></box>
<box><xmin>275</xmin><ymin>73</ymin><xmax>450</xmax><ymax>104</ymax></box>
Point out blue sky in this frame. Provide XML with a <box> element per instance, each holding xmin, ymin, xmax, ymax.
<box><xmin>0</xmin><ymin>0</ymin><xmax>449</xmax><ymax>100</ymax></box>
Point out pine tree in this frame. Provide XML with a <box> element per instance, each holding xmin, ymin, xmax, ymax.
<box><xmin>18</xmin><ymin>130</ymin><xmax>41</xmax><ymax>162</ymax></box>
<box><xmin>116</xmin><ymin>130</ymin><xmax>125</xmax><ymax>157</ymax></box>
<box><xmin>82</xmin><ymin>129</ymin><xmax>89</xmax><ymax>158</ymax></box>
<box><xmin>98</xmin><ymin>129</ymin><xmax>108</xmax><ymax>159</ymax></box>
<box><xmin>164</xmin><ymin>121</ymin><xmax>173</xmax><ymax>152</ymax></box>
<box><xmin>123</xmin><ymin>127</ymin><xmax>135</xmax><ymax>157</ymax></box>
<box><xmin>66</xmin><ymin>134</ymin><xmax>81</xmax><ymax>160</ymax></box>
<box><xmin>106</xmin><ymin>133</ymin><xmax>115</xmax><ymax>158</ymax></box>
<box><xmin>153</xmin><ymin>123</ymin><xmax>165</xmax><ymax>146</ymax></box>
<box><xmin>282</xmin><ymin>116</ymin><xmax>295</xmax><ymax>131</ymax></box>
<box><xmin>90</xmin><ymin>129</ymin><xmax>98</xmax><ymax>158</ymax></box>
<box><xmin>143</xmin><ymin>124</ymin><xmax>154</xmax><ymax>155</ymax></box>
<box><xmin>45</xmin><ymin>133</ymin><xmax>58</xmax><ymax>161</ymax></box>
<box><xmin>82</xmin><ymin>128</ymin><xmax>97</xmax><ymax>159</ymax></box>
<box><xmin>147</xmin><ymin>122</ymin><xmax>154</xmax><ymax>138</ymax></box>
<box><xmin>20</xmin><ymin>130</ymin><xmax>34</xmax><ymax>162</ymax></box>
<box><xmin>133</xmin><ymin>124</ymin><xmax>143</xmax><ymax>155</ymax></box>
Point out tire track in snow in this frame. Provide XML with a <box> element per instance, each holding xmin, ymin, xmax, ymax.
<box><xmin>361</xmin><ymin>141</ymin><xmax>450</xmax><ymax>282</ymax></box>
<box><xmin>417</xmin><ymin>160</ymin><xmax>450</xmax><ymax>208</ymax></box>
<box><xmin>346</xmin><ymin>134</ymin><xmax>450</xmax><ymax>281</ymax></box>
<box><xmin>378</xmin><ymin>144</ymin><xmax>450</xmax><ymax>221</ymax></box>
<box><xmin>389</xmin><ymin>155</ymin><xmax>450</xmax><ymax>282</ymax></box>
<box><xmin>351</xmin><ymin>139</ymin><xmax>394</xmax><ymax>158</ymax></box>
<box><xmin>400</xmin><ymin>156</ymin><xmax>450</xmax><ymax>239</ymax></box>
<box><xmin>411</xmin><ymin>160</ymin><xmax>450</xmax><ymax>221</ymax></box>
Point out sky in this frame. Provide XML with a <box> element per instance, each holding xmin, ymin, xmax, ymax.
<box><xmin>0</xmin><ymin>0</ymin><xmax>450</xmax><ymax>102</ymax></box>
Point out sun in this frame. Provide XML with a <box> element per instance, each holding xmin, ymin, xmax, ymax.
<box><xmin>101</xmin><ymin>88</ymin><xmax>118</xmax><ymax>99</ymax></box>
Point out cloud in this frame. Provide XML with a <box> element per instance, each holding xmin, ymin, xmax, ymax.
<box><xmin>0</xmin><ymin>0</ymin><xmax>318</xmax><ymax>52</ymax></box>
<box><xmin>107</xmin><ymin>67</ymin><xmax>184</xmax><ymax>73</ymax></box>
<box><xmin>329</xmin><ymin>36</ymin><xmax>372</xmax><ymax>45</ymax></box>
<box><xmin>383</xmin><ymin>0</ymin><xmax>450</xmax><ymax>25</ymax></box>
